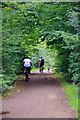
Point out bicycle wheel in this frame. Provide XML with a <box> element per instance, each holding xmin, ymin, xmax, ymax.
<box><xmin>25</xmin><ymin>69</ymin><xmax>28</xmax><ymax>82</ymax></box>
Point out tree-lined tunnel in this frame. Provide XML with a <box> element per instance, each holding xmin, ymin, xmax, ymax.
<box><xmin>2</xmin><ymin>2</ymin><xmax>79</xmax><ymax>89</ymax></box>
<box><xmin>1</xmin><ymin>2</ymin><xmax>79</xmax><ymax>118</ymax></box>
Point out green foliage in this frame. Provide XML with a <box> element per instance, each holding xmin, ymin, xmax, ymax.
<box><xmin>46</xmin><ymin>31</ymin><xmax>79</xmax><ymax>83</ymax></box>
<box><xmin>69</xmin><ymin>42</ymin><xmax>80</xmax><ymax>83</ymax></box>
<box><xmin>0</xmin><ymin>74</ymin><xmax>17</xmax><ymax>94</ymax></box>
<box><xmin>56</xmin><ymin>72</ymin><xmax>78</xmax><ymax>111</ymax></box>
<box><xmin>1</xmin><ymin>2</ymin><xmax>80</xmax><ymax>93</ymax></box>
<box><xmin>2</xmin><ymin>2</ymin><xmax>39</xmax><ymax>93</ymax></box>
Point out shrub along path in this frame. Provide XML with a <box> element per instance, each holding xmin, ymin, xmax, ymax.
<box><xmin>2</xmin><ymin>71</ymin><xmax>77</xmax><ymax>118</ymax></box>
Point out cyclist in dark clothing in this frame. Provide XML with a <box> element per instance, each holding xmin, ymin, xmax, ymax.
<box><xmin>39</xmin><ymin>57</ymin><xmax>44</xmax><ymax>73</ymax></box>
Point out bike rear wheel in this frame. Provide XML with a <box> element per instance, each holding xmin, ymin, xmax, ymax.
<box><xmin>25</xmin><ymin>69</ymin><xmax>29</xmax><ymax>82</ymax></box>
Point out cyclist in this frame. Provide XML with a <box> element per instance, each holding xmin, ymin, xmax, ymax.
<box><xmin>23</xmin><ymin>57</ymin><xmax>32</xmax><ymax>81</ymax></box>
<box><xmin>39</xmin><ymin>57</ymin><xmax>44</xmax><ymax>73</ymax></box>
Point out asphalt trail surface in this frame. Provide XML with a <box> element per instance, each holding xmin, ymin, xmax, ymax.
<box><xmin>2</xmin><ymin>71</ymin><xmax>76</xmax><ymax>118</ymax></box>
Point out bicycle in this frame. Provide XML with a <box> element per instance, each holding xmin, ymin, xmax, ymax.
<box><xmin>24</xmin><ymin>68</ymin><xmax>29</xmax><ymax>82</ymax></box>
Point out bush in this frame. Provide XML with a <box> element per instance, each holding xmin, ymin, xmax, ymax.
<box><xmin>0</xmin><ymin>74</ymin><xmax>17</xmax><ymax>94</ymax></box>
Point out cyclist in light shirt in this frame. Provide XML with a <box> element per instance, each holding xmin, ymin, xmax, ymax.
<box><xmin>23</xmin><ymin>57</ymin><xmax>32</xmax><ymax>78</ymax></box>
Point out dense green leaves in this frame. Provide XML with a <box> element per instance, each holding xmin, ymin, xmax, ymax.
<box><xmin>1</xmin><ymin>2</ymin><xmax>80</xmax><ymax>93</ymax></box>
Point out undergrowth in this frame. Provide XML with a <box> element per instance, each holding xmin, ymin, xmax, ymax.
<box><xmin>55</xmin><ymin>72</ymin><xmax>78</xmax><ymax>112</ymax></box>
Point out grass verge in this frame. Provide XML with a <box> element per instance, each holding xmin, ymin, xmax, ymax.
<box><xmin>55</xmin><ymin>72</ymin><xmax>78</xmax><ymax>112</ymax></box>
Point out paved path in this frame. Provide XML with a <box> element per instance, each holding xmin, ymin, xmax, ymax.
<box><xmin>2</xmin><ymin>72</ymin><xmax>76</xmax><ymax>118</ymax></box>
